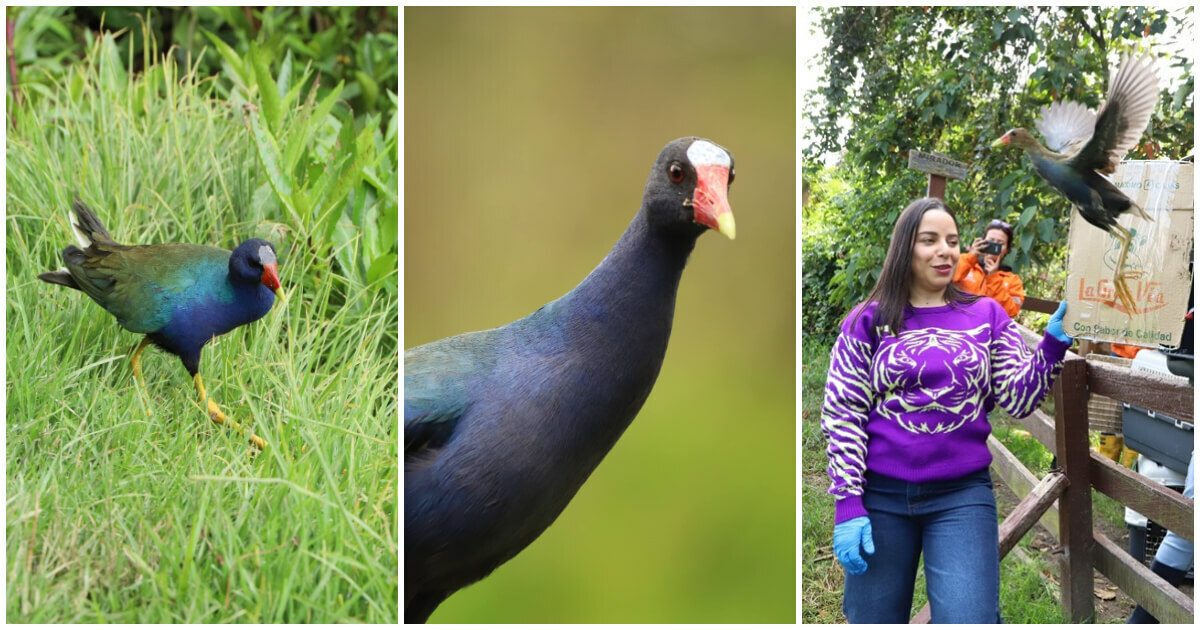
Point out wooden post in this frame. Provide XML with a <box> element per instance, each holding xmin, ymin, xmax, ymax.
<box><xmin>927</xmin><ymin>174</ymin><xmax>946</xmax><ymax>200</ymax></box>
<box><xmin>908</xmin><ymin>150</ymin><xmax>967</xmax><ymax>201</ymax></box>
<box><xmin>1054</xmin><ymin>356</ymin><xmax>1095</xmax><ymax>623</ymax></box>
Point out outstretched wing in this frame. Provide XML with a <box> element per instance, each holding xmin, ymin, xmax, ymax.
<box><xmin>1068</xmin><ymin>54</ymin><xmax>1159</xmax><ymax>174</ymax></box>
<box><xmin>1035</xmin><ymin>100</ymin><xmax>1096</xmax><ymax>156</ymax></box>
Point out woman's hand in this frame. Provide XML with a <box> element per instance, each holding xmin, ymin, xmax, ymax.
<box><xmin>1047</xmin><ymin>301</ymin><xmax>1071</xmax><ymax>343</ymax></box>
<box><xmin>833</xmin><ymin>516</ymin><xmax>875</xmax><ymax>576</ymax></box>
<box><xmin>969</xmin><ymin>237</ymin><xmax>988</xmax><ymax>254</ymax></box>
<box><xmin>982</xmin><ymin>255</ymin><xmax>1000</xmax><ymax>274</ymax></box>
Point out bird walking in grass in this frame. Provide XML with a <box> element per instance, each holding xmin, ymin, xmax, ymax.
<box><xmin>993</xmin><ymin>53</ymin><xmax>1159</xmax><ymax>315</ymax></box>
<box><xmin>39</xmin><ymin>199</ymin><xmax>281</xmax><ymax>450</ymax></box>
<box><xmin>404</xmin><ymin>137</ymin><xmax>735</xmax><ymax>622</ymax></box>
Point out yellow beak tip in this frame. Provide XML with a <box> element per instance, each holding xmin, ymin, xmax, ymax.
<box><xmin>717</xmin><ymin>214</ymin><xmax>736</xmax><ymax>240</ymax></box>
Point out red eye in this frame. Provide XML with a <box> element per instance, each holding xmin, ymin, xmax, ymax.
<box><xmin>669</xmin><ymin>164</ymin><xmax>684</xmax><ymax>183</ymax></box>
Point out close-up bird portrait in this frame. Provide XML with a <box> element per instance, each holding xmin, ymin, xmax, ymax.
<box><xmin>405</xmin><ymin>6</ymin><xmax>797</xmax><ymax>624</ymax></box>
<box><xmin>6</xmin><ymin>8</ymin><xmax>398</xmax><ymax>624</ymax></box>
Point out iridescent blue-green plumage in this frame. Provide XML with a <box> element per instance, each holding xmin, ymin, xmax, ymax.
<box><xmin>39</xmin><ymin>200</ymin><xmax>279</xmax><ymax>375</ymax></box>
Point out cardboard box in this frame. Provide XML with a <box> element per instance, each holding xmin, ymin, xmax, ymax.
<box><xmin>1064</xmin><ymin>161</ymin><xmax>1194</xmax><ymax>348</ymax></box>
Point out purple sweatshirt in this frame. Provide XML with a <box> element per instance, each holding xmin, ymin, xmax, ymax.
<box><xmin>821</xmin><ymin>298</ymin><xmax>1070</xmax><ymax>524</ymax></box>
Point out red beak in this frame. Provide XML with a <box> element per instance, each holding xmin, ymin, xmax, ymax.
<box><xmin>691</xmin><ymin>164</ymin><xmax>736</xmax><ymax>239</ymax></box>
<box><xmin>262</xmin><ymin>262</ymin><xmax>281</xmax><ymax>293</ymax></box>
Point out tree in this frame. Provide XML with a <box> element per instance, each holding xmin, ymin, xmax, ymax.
<box><xmin>802</xmin><ymin>6</ymin><xmax>1193</xmax><ymax>335</ymax></box>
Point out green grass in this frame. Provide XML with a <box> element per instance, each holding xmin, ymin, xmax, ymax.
<box><xmin>800</xmin><ymin>335</ymin><xmax>1069</xmax><ymax>623</ymax></box>
<box><xmin>6</xmin><ymin>33</ymin><xmax>397</xmax><ymax>622</ymax></box>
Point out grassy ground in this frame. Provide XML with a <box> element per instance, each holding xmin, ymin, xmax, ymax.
<box><xmin>800</xmin><ymin>333</ymin><xmax>1142</xmax><ymax>624</ymax></box>
<box><xmin>6</xmin><ymin>35</ymin><xmax>397</xmax><ymax>622</ymax></box>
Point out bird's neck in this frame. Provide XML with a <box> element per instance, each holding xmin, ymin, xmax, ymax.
<box><xmin>560</xmin><ymin>211</ymin><xmax>697</xmax><ymax>347</ymax></box>
<box><xmin>518</xmin><ymin>210</ymin><xmax>698</xmax><ymax>477</ymax></box>
<box><xmin>1020</xmin><ymin>139</ymin><xmax>1062</xmax><ymax>162</ymax></box>
<box><xmin>226</xmin><ymin>276</ymin><xmax>275</xmax><ymax>324</ymax></box>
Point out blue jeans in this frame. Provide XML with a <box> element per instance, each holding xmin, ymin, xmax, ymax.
<box><xmin>843</xmin><ymin>468</ymin><xmax>1001</xmax><ymax>624</ymax></box>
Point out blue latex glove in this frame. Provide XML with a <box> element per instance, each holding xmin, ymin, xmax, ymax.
<box><xmin>833</xmin><ymin>516</ymin><xmax>875</xmax><ymax>576</ymax></box>
<box><xmin>1047</xmin><ymin>300</ymin><xmax>1070</xmax><ymax>343</ymax></box>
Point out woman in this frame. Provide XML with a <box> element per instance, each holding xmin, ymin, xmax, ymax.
<box><xmin>820</xmin><ymin>198</ymin><xmax>1071</xmax><ymax>623</ymax></box>
<box><xmin>954</xmin><ymin>219</ymin><xmax>1025</xmax><ymax>317</ymax></box>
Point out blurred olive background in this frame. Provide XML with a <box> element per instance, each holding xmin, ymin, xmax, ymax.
<box><xmin>405</xmin><ymin>6</ymin><xmax>795</xmax><ymax>623</ymax></box>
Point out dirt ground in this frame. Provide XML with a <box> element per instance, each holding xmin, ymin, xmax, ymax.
<box><xmin>992</xmin><ymin>476</ymin><xmax>1194</xmax><ymax>623</ymax></box>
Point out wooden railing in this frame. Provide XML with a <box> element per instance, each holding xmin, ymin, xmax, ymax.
<box><xmin>911</xmin><ymin>299</ymin><xmax>1195</xmax><ymax>623</ymax></box>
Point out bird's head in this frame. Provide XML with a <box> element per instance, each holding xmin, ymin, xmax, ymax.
<box><xmin>991</xmin><ymin>128</ymin><xmax>1039</xmax><ymax>151</ymax></box>
<box><xmin>642</xmin><ymin>137</ymin><xmax>736</xmax><ymax>240</ymax></box>
<box><xmin>231</xmin><ymin>238</ymin><xmax>281</xmax><ymax>294</ymax></box>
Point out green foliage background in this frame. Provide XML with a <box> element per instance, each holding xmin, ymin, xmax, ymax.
<box><xmin>7</xmin><ymin>8</ymin><xmax>397</xmax><ymax>623</ymax></box>
<box><xmin>405</xmin><ymin>6</ymin><xmax>796</xmax><ymax>623</ymax></box>
<box><xmin>9</xmin><ymin>6</ymin><xmax>396</xmax><ymax>124</ymax></box>
<box><xmin>802</xmin><ymin>6</ymin><xmax>1194</xmax><ymax>339</ymax></box>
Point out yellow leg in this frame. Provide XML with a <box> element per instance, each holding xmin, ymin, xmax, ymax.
<box><xmin>131</xmin><ymin>338</ymin><xmax>154</xmax><ymax>416</ymax></box>
<box><xmin>1110</xmin><ymin>225</ymin><xmax>1139</xmax><ymax>316</ymax></box>
<box><xmin>193</xmin><ymin>373</ymin><xmax>268</xmax><ymax>451</ymax></box>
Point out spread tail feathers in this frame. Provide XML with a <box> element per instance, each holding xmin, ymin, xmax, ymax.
<box><xmin>40</xmin><ymin>198</ymin><xmax>117</xmax><ymax>290</ymax></box>
<box><xmin>69</xmin><ymin>198</ymin><xmax>114</xmax><ymax>249</ymax></box>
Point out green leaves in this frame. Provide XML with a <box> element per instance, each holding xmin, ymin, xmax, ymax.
<box><xmin>248</xmin><ymin>42</ymin><xmax>282</xmax><ymax>134</ymax></box>
<box><xmin>36</xmin><ymin>12</ymin><xmax>391</xmax><ymax>312</ymax></box>
<box><xmin>225</xmin><ymin>41</ymin><xmax>395</xmax><ymax>309</ymax></box>
<box><xmin>804</xmin><ymin>6</ymin><xmax>1192</xmax><ymax>325</ymax></box>
<box><xmin>200</xmin><ymin>27</ymin><xmax>247</xmax><ymax>91</ymax></box>
<box><xmin>244</xmin><ymin>103</ymin><xmax>296</xmax><ymax>220</ymax></box>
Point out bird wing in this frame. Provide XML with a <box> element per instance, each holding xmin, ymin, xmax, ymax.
<box><xmin>65</xmin><ymin>242</ymin><xmax>232</xmax><ymax>333</ymax></box>
<box><xmin>1068</xmin><ymin>54</ymin><xmax>1159</xmax><ymax>174</ymax></box>
<box><xmin>1035</xmin><ymin>100</ymin><xmax>1096</xmax><ymax>156</ymax></box>
<box><xmin>404</xmin><ymin>333</ymin><xmax>495</xmax><ymax>466</ymax></box>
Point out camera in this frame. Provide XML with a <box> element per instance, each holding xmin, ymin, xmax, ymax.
<box><xmin>980</xmin><ymin>241</ymin><xmax>1003</xmax><ymax>255</ymax></box>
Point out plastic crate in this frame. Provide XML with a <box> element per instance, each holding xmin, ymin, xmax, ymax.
<box><xmin>1124</xmin><ymin>459</ymin><xmax>1192</xmax><ymax>580</ymax></box>
<box><xmin>1126</xmin><ymin>521</ymin><xmax>1169</xmax><ymax>567</ymax></box>
<box><xmin>1127</xmin><ymin>519</ymin><xmax>1194</xmax><ymax>581</ymax></box>
<box><xmin>1122</xmin><ymin>403</ymin><xmax>1194</xmax><ymax>475</ymax></box>
<box><xmin>1087</xmin><ymin>394</ymin><xmax>1123</xmax><ymax>433</ymax></box>
<box><xmin>1083</xmin><ymin>354</ymin><xmax>1129</xmax><ymax>433</ymax></box>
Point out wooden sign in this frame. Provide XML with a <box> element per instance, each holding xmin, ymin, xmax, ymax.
<box><xmin>908</xmin><ymin>150</ymin><xmax>968</xmax><ymax>199</ymax></box>
<box><xmin>908</xmin><ymin>150</ymin><xmax>969</xmax><ymax>179</ymax></box>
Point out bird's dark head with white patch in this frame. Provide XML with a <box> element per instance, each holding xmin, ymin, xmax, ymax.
<box><xmin>642</xmin><ymin>137</ymin><xmax>736</xmax><ymax>240</ymax></box>
<box><xmin>230</xmin><ymin>238</ymin><xmax>281</xmax><ymax>293</ymax></box>
<box><xmin>992</xmin><ymin>128</ymin><xmax>1040</xmax><ymax>152</ymax></box>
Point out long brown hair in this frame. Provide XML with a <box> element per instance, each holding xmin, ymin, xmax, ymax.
<box><xmin>851</xmin><ymin>197</ymin><xmax>979</xmax><ymax>337</ymax></box>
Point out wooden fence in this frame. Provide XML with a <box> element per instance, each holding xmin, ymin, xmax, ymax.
<box><xmin>912</xmin><ymin>297</ymin><xmax>1195</xmax><ymax>623</ymax></box>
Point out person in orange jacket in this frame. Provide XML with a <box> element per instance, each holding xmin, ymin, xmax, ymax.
<box><xmin>954</xmin><ymin>219</ymin><xmax>1025</xmax><ymax>318</ymax></box>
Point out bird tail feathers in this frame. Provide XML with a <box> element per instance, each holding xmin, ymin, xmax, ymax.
<box><xmin>69</xmin><ymin>197</ymin><xmax>114</xmax><ymax>249</ymax></box>
<box><xmin>37</xmin><ymin>268</ymin><xmax>81</xmax><ymax>289</ymax></box>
